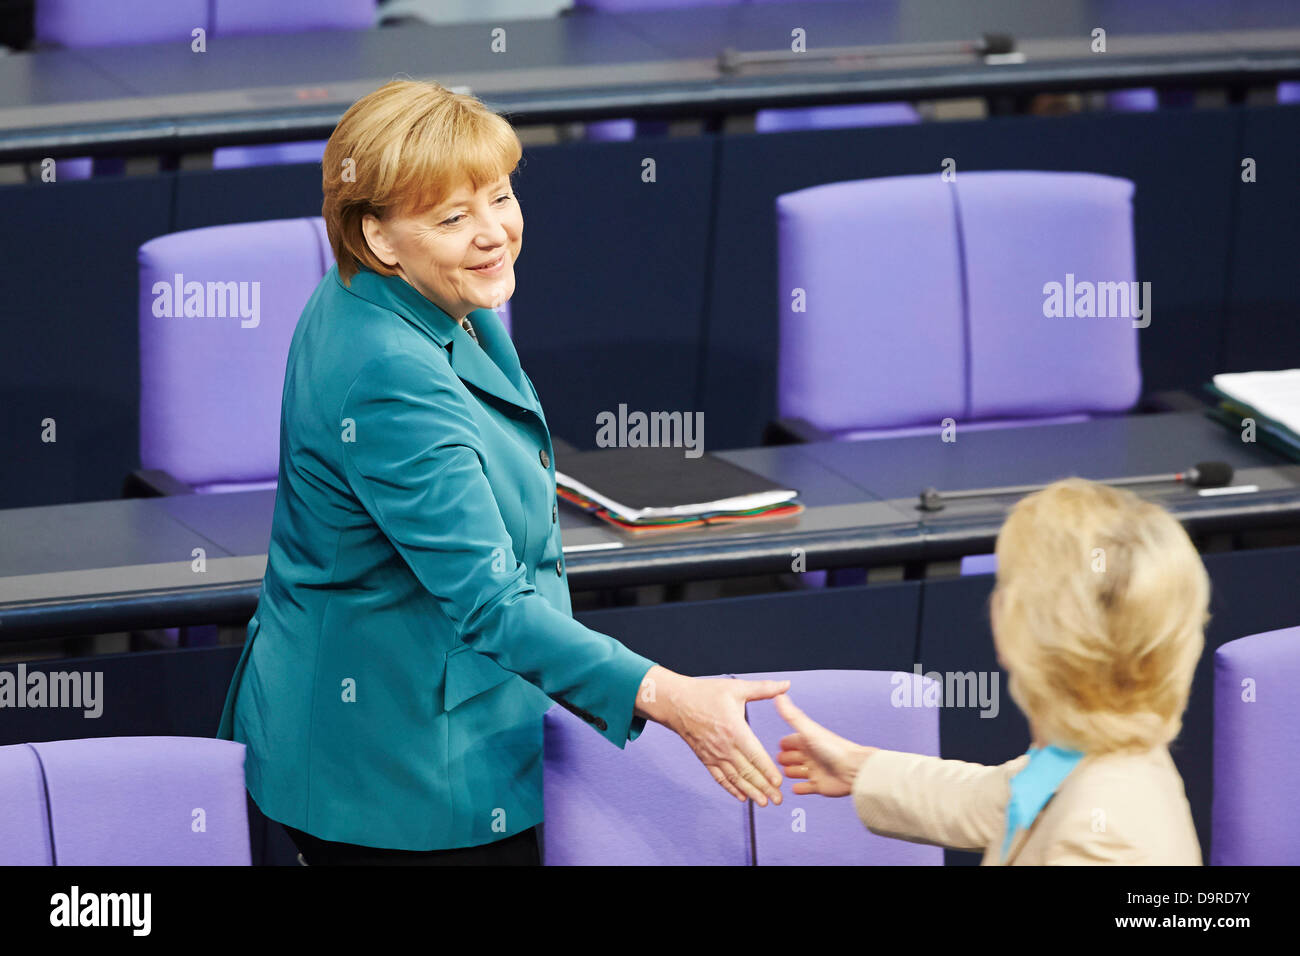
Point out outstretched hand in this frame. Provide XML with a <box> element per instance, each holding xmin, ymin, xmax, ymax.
<box><xmin>773</xmin><ymin>693</ymin><xmax>875</xmax><ymax>798</ymax></box>
<box><xmin>639</xmin><ymin>667</ymin><xmax>789</xmax><ymax>806</ymax></box>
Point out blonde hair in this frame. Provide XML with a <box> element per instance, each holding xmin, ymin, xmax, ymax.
<box><xmin>992</xmin><ymin>478</ymin><xmax>1209</xmax><ymax>754</ymax></box>
<box><xmin>321</xmin><ymin>80</ymin><xmax>523</xmax><ymax>284</ymax></box>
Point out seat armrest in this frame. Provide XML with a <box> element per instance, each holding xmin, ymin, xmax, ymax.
<box><xmin>1137</xmin><ymin>389</ymin><xmax>1209</xmax><ymax>414</ymax></box>
<box><xmin>763</xmin><ymin>416</ymin><xmax>834</xmax><ymax>445</ymax></box>
<box><xmin>122</xmin><ymin>468</ymin><xmax>194</xmax><ymax>497</ymax></box>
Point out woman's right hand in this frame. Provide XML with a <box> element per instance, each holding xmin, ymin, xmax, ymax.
<box><xmin>773</xmin><ymin>693</ymin><xmax>875</xmax><ymax>798</ymax></box>
<box><xmin>635</xmin><ymin>665</ymin><xmax>788</xmax><ymax>806</ymax></box>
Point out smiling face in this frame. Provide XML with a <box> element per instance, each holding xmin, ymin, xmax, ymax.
<box><xmin>361</xmin><ymin>174</ymin><xmax>522</xmax><ymax>321</ymax></box>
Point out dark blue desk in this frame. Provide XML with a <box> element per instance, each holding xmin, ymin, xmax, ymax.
<box><xmin>1</xmin><ymin>411</ymin><xmax>1299</xmax><ymax>640</ymax></box>
<box><xmin>3</xmin><ymin>0</ymin><xmax>1300</xmax><ymax>160</ymax></box>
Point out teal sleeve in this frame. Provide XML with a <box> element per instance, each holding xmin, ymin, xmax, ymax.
<box><xmin>340</xmin><ymin>351</ymin><xmax>655</xmax><ymax>747</ymax></box>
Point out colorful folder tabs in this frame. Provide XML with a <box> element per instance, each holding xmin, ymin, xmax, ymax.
<box><xmin>554</xmin><ymin>447</ymin><xmax>802</xmax><ymax>535</ymax></box>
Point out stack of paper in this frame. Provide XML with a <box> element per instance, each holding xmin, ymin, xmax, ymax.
<box><xmin>1205</xmin><ymin>369</ymin><xmax>1300</xmax><ymax>461</ymax></box>
<box><xmin>554</xmin><ymin>446</ymin><xmax>803</xmax><ymax>534</ymax></box>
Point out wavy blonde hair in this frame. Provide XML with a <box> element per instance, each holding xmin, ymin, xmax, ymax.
<box><xmin>321</xmin><ymin>80</ymin><xmax>522</xmax><ymax>284</ymax></box>
<box><xmin>992</xmin><ymin>478</ymin><xmax>1209</xmax><ymax>754</ymax></box>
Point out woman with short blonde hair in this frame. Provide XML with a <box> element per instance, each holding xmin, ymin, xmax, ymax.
<box><xmin>993</xmin><ymin>478</ymin><xmax>1208</xmax><ymax>755</ymax></box>
<box><xmin>774</xmin><ymin>478</ymin><xmax>1209</xmax><ymax>864</ymax></box>
<box><xmin>218</xmin><ymin>80</ymin><xmax>789</xmax><ymax>865</ymax></box>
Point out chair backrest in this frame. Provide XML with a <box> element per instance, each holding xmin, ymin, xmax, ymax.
<box><xmin>36</xmin><ymin>0</ymin><xmax>373</xmax><ymax>46</ymax></box>
<box><xmin>1212</xmin><ymin>626</ymin><xmax>1300</xmax><ymax>865</ymax></box>
<box><xmin>1107</xmin><ymin>88</ymin><xmax>1159</xmax><ymax>112</ymax></box>
<box><xmin>212</xmin><ymin>139</ymin><xmax>328</xmax><ymax>170</ymax></box>
<box><xmin>756</xmin><ymin>102</ymin><xmax>920</xmax><ymax>132</ymax></box>
<box><xmin>213</xmin><ymin>0</ymin><xmax>374</xmax><ymax>35</ymax></box>
<box><xmin>777</xmin><ymin>171</ymin><xmax>1141</xmax><ymax>435</ymax></box>
<box><xmin>139</xmin><ymin>217</ymin><xmax>330</xmax><ymax>491</ymax></box>
<box><xmin>36</xmin><ymin>0</ymin><xmax>206</xmax><ymax>46</ymax></box>
<box><xmin>139</xmin><ymin>217</ymin><xmax>516</xmax><ymax>492</ymax></box>
<box><xmin>543</xmin><ymin>669</ymin><xmax>943</xmax><ymax>864</ymax></box>
<box><xmin>743</xmin><ymin>669</ymin><xmax>943</xmax><ymax>864</ymax></box>
<box><xmin>0</xmin><ymin>744</ymin><xmax>55</xmax><ymax>865</ymax></box>
<box><xmin>959</xmin><ymin>554</ymin><xmax>997</xmax><ymax>576</ymax></box>
<box><xmin>29</xmin><ymin>736</ymin><xmax>251</xmax><ymax>865</ymax></box>
<box><xmin>574</xmin><ymin>0</ymin><xmax>737</xmax><ymax>9</ymax></box>
<box><xmin>543</xmin><ymin>674</ymin><xmax>752</xmax><ymax>865</ymax></box>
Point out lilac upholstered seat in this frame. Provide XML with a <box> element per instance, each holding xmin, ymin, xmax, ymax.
<box><xmin>543</xmin><ymin>674</ymin><xmax>752</xmax><ymax>865</ymax></box>
<box><xmin>1106</xmin><ymin>88</ymin><xmax>1159</xmax><ymax>112</ymax></box>
<box><xmin>35</xmin><ymin>0</ymin><xmax>209</xmax><ymax>46</ymax></box>
<box><xmin>28</xmin><ymin>736</ymin><xmax>251</xmax><ymax>865</ymax></box>
<box><xmin>777</xmin><ymin>171</ymin><xmax>1142</xmax><ymax>440</ymax></box>
<box><xmin>0</xmin><ymin>744</ymin><xmax>55</xmax><ymax>865</ymax></box>
<box><xmin>212</xmin><ymin>0</ymin><xmax>374</xmax><ymax>35</ymax></box>
<box><xmin>36</xmin><ymin>0</ymin><xmax>372</xmax><ymax>45</ymax></box>
<box><xmin>212</xmin><ymin>139</ymin><xmax>329</xmax><ymax>170</ymax></box>
<box><xmin>543</xmin><ymin>669</ymin><xmax>942</xmax><ymax>864</ymax></box>
<box><xmin>1212</xmin><ymin>626</ymin><xmax>1300</xmax><ymax>865</ymax></box>
<box><xmin>755</xmin><ymin>102</ymin><xmax>921</xmax><ymax>131</ymax></box>
<box><xmin>139</xmin><ymin>218</ymin><xmax>330</xmax><ymax>494</ymax></box>
<box><xmin>583</xmin><ymin>119</ymin><xmax>640</xmax><ymax>142</ymax></box>
<box><xmin>138</xmin><ymin>217</ymin><xmax>513</xmax><ymax>493</ymax></box>
<box><xmin>744</xmin><ymin>669</ymin><xmax>942</xmax><ymax>865</ymax></box>
<box><xmin>959</xmin><ymin>554</ymin><xmax>997</xmax><ymax>576</ymax></box>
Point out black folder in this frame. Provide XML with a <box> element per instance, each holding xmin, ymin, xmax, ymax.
<box><xmin>555</xmin><ymin>446</ymin><xmax>798</xmax><ymax>523</ymax></box>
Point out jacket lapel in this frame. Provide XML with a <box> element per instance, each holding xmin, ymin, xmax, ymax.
<box><xmin>344</xmin><ymin>268</ymin><xmax>535</xmax><ymax>415</ymax></box>
<box><xmin>454</xmin><ymin>306</ymin><xmax>536</xmax><ymax>415</ymax></box>
<box><xmin>999</xmin><ymin>824</ymin><xmax>1033</xmax><ymax>865</ymax></box>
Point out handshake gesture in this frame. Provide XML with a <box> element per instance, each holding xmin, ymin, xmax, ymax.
<box><xmin>634</xmin><ymin>665</ymin><xmax>874</xmax><ymax>805</ymax></box>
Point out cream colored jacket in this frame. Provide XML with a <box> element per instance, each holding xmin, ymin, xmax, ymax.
<box><xmin>851</xmin><ymin>746</ymin><xmax>1201</xmax><ymax>865</ymax></box>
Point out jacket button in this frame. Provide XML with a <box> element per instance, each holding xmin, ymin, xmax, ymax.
<box><xmin>539</xmin><ymin>449</ymin><xmax>550</xmax><ymax>469</ymax></box>
<box><xmin>555</xmin><ymin>558</ymin><xmax>563</xmax><ymax>576</ymax></box>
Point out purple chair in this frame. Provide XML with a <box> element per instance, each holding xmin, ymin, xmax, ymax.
<box><xmin>543</xmin><ymin>674</ymin><xmax>752</xmax><ymax>865</ymax></box>
<box><xmin>212</xmin><ymin>0</ymin><xmax>373</xmax><ymax>35</ymax></box>
<box><xmin>1212</xmin><ymin>626</ymin><xmax>1300</xmax><ymax>865</ymax></box>
<box><xmin>1105</xmin><ymin>88</ymin><xmax>1196</xmax><ymax>112</ymax></box>
<box><xmin>1106</xmin><ymin>88</ymin><xmax>1159</xmax><ymax>112</ymax></box>
<box><xmin>959</xmin><ymin>554</ymin><xmax>997</xmax><ymax>576</ymax></box>
<box><xmin>755</xmin><ymin>102</ymin><xmax>920</xmax><ymax>132</ymax></box>
<box><xmin>543</xmin><ymin>669</ymin><xmax>942</xmax><ymax>864</ymax></box>
<box><xmin>137</xmin><ymin>217</ymin><xmax>330</xmax><ymax>494</ymax></box>
<box><xmin>35</xmin><ymin>0</ymin><xmax>208</xmax><ymax>46</ymax></box>
<box><xmin>28</xmin><ymin>736</ymin><xmax>251</xmax><ymax>865</ymax></box>
<box><xmin>744</xmin><ymin>669</ymin><xmax>942</xmax><ymax>865</ymax></box>
<box><xmin>36</xmin><ymin>0</ymin><xmax>371</xmax><ymax>45</ymax></box>
<box><xmin>775</xmin><ymin>171</ymin><xmax>1142</xmax><ymax>442</ymax></box>
<box><xmin>574</xmin><ymin>0</ymin><xmax>735</xmax><ymax>9</ymax></box>
<box><xmin>135</xmin><ymin>216</ymin><xmax>514</xmax><ymax>495</ymax></box>
<box><xmin>0</xmin><ymin>744</ymin><xmax>55</xmax><ymax>865</ymax></box>
<box><xmin>212</xmin><ymin>139</ymin><xmax>328</xmax><ymax>170</ymax></box>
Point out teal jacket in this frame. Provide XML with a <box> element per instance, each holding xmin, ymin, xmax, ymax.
<box><xmin>216</xmin><ymin>264</ymin><xmax>656</xmax><ymax>850</ymax></box>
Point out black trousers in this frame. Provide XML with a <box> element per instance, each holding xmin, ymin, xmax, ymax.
<box><xmin>283</xmin><ymin>824</ymin><xmax>541</xmax><ymax>866</ymax></box>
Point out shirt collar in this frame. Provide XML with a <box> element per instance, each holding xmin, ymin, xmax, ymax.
<box><xmin>1002</xmin><ymin>744</ymin><xmax>1085</xmax><ymax>862</ymax></box>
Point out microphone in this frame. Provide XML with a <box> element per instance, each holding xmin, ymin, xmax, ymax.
<box><xmin>719</xmin><ymin>33</ymin><xmax>1017</xmax><ymax>73</ymax></box>
<box><xmin>917</xmin><ymin>461</ymin><xmax>1234</xmax><ymax>512</ymax></box>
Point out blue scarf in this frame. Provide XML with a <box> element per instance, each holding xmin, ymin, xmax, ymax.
<box><xmin>1002</xmin><ymin>744</ymin><xmax>1085</xmax><ymax>861</ymax></box>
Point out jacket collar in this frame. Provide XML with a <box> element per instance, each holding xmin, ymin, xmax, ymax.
<box><xmin>340</xmin><ymin>265</ymin><xmax>534</xmax><ymax>415</ymax></box>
